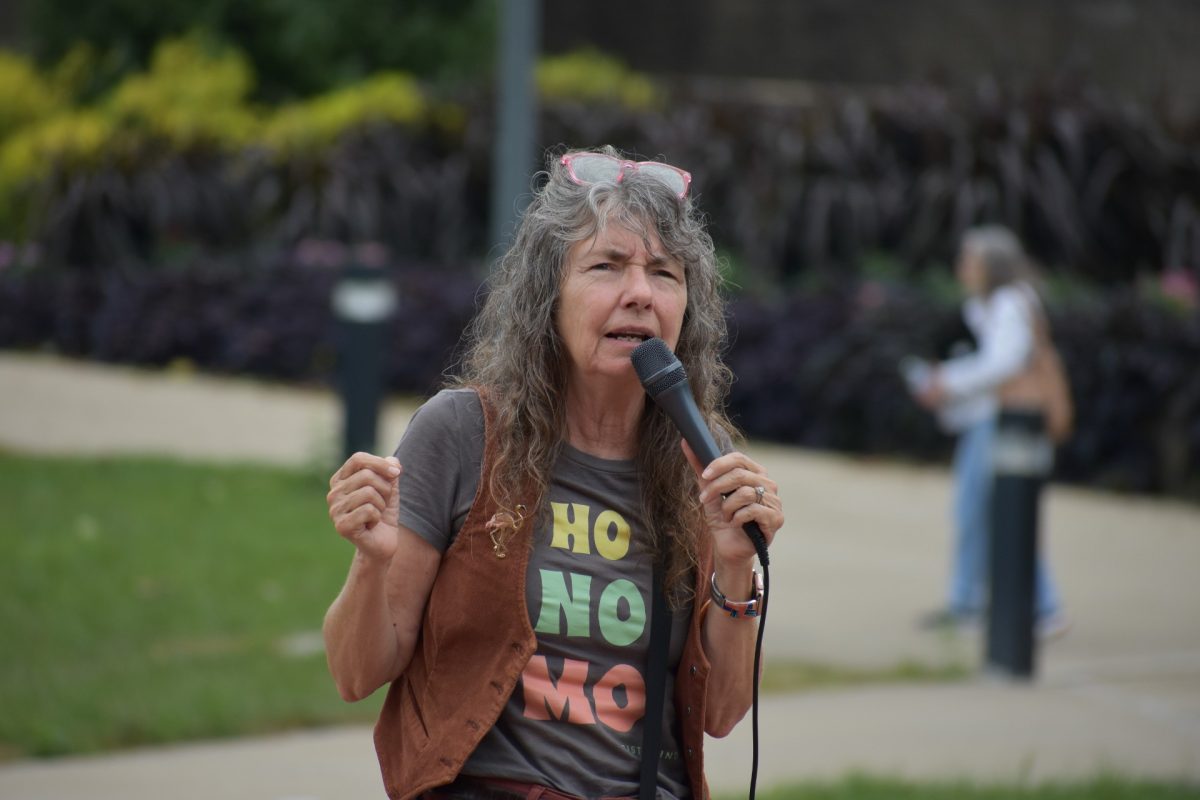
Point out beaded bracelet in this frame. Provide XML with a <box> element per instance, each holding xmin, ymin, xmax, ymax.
<box><xmin>710</xmin><ymin>569</ymin><xmax>764</xmax><ymax>618</ymax></box>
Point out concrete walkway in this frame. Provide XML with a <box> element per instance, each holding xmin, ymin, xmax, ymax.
<box><xmin>1</xmin><ymin>352</ymin><xmax>1198</xmax><ymax>798</ymax></box>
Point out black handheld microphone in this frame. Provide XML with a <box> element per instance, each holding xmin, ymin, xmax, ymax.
<box><xmin>632</xmin><ymin>336</ymin><xmax>771</xmax><ymax>799</ymax></box>
<box><xmin>630</xmin><ymin>337</ymin><xmax>769</xmax><ymax>566</ymax></box>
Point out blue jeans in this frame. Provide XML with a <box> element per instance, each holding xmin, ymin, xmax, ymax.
<box><xmin>948</xmin><ymin>417</ymin><xmax>1061</xmax><ymax>618</ymax></box>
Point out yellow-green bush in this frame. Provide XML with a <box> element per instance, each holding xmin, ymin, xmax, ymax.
<box><xmin>536</xmin><ymin>49</ymin><xmax>659</xmax><ymax>109</ymax></box>
<box><xmin>0</xmin><ymin>109</ymin><xmax>115</xmax><ymax>235</ymax></box>
<box><xmin>46</xmin><ymin>43</ymin><xmax>96</xmax><ymax>101</ymax></box>
<box><xmin>0</xmin><ymin>35</ymin><xmax>258</xmax><ymax>200</ymax></box>
<box><xmin>0</xmin><ymin>109</ymin><xmax>114</xmax><ymax>179</ymax></box>
<box><xmin>261</xmin><ymin>73</ymin><xmax>427</xmax><ymax>157</ymax></box>
<box><xmin>0</xmin><ymin>51</ymin><xmax>68</xmax><ymax>141</ymax></box>
<box><xmin>105</xmin><ymin>33</ymin><xmax>259</xmax><ymax>150</ymax></box>
<box><xmin>0</xmin><ymin>34</ymin><xmax>440</xmax><ymax>239</ymax></box>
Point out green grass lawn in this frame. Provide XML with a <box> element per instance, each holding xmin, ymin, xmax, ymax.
<box><xmin>760</xmin><ymin>659</ymin><xmax>969</xmax><ymax>694</ymax></box>
<box><xmin>739</xmin><ymin>776</ymin><xmax>1200</xmax><ymax>799</ymax></box>
<box><xmin>0</xmin><ymin>450</ymin><xmax>971</xmax><ymax>760</ymax></box>
<box><xmin>0</xmin><ymin>451</ymin><xmax>382</xmax><ymax>758</ymax></box>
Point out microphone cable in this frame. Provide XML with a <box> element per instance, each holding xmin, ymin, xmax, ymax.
<box><xmin>629</xmin><ymin>337</ymin><xmax>772</xmax><ymax>798</ymax></box>
<box><xmin>748</xmin><ymin>534</ymin><xmax>770</xmax><ymax>800</ymax></box>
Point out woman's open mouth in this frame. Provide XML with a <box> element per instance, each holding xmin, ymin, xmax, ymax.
<box><xmin>605</xmin><ymin>330</ymin><xmax>652</xmax><ymax>343</ymax></box>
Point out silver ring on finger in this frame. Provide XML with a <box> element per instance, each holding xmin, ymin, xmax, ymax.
<box><xmin>754</xmin><ymin>485</ymin><xmax>766</xmax><ymax>504</ymax></box>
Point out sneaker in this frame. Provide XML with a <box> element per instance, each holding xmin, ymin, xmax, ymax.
<box><xmin>918</xmin><ymin>608</ymin><xmax>979</xmax><ymax>631</ymax></box>
<box><xmin>1036</xmin><ymin>612</ymin><xmax>1072</xmax><ymax>641</ymax></box>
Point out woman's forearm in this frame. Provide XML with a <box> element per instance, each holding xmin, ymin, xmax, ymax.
<box><xmin>700</xmin><ymin>556</ymin><xmax>760</xmax><ymax>737</ymax></box>
<box><xmin>323</xmin><ymin>551</ymin><xmax>403</xmax><ymax>702</ymax></box>
<box><xmin>323</xmin><ymin>529</ymin><xmax>442</xmax><ymax>702</ymax></box>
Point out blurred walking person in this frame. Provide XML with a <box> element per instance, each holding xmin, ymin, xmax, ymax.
<box><xmin>908</xmin><ymin>225</ymin><xmax>1069</xmax><ymax>640</ymax></box>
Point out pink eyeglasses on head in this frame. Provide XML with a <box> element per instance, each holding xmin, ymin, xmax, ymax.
<box><xmin>560</xmin><ymin>152</ymin><xmax>692</xmax><ymax>199</ymax></box>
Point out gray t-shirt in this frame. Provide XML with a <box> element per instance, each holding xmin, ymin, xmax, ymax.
<box><xmin>394</xmin><ymin>388</ymin><xmax>692</xmax><ymax>800</ymax></box>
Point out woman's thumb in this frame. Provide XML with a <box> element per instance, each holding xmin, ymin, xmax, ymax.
<box><xmin>384</xmin><ymin>458</ymin><xmax>402</xmax><ymax>517</ymax></box>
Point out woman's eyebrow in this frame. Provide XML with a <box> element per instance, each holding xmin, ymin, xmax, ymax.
<box><xmin>592</xmin><ymin>247</ymin><xmax>672</xmax><ymax>265</ymax></box>
<box><xmin>591</xmin><ymin>247</ymin><xmax>631</xmax><ymax>262</ymax></box>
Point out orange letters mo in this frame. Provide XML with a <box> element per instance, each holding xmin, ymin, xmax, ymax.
<box><xmin>522</xmin><ymin>656</ymin><xmax>645</xmax><ymax>733</ymax></box>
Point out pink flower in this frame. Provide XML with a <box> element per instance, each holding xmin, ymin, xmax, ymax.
<box><xmin>1161</xmin><ymin>268</ymin><xmax>1198</xmax><ymax>309</ymax></box>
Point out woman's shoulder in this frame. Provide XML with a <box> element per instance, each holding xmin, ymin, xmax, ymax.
<box><xmin>426</xmin><ymin>385</ymin><xmax>483</xmax><ymax>410</ymax></box>
<box><xmin>414</xmin><ymin>387</ymin><xmax>484</xmax><ymax>431</ymax></box>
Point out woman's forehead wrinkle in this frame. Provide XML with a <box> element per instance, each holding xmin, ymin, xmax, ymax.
<box><xmin>588</xmin><ymin>243</ymin><xmax>673</xmax><ymax>267</ymax></box>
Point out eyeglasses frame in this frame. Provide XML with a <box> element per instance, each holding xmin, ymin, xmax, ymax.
<box><xmin>560</xmin><ymin>153</ymin><xmax>692</xmax><ymax>200</ymax></box>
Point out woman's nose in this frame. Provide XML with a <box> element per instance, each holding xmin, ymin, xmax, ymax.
<box><xmin>622</xmin><ymin>266</ymin><xmax>654</xmax><ymax>306</ymax></box>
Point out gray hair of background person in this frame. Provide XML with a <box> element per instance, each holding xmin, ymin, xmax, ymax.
<box><xmin>453</xmin><ymin>145</ymin><xmax>736</xmax><ymax>603</ymax></box>
<box><xmin>961</xmin><ymin>224</ymin><xmax>1037</xmax><ymax>295</ymax></box>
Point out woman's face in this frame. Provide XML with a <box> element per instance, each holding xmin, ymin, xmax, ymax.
<box><xmin>956</xmin><ymin>247</ymin><xmax>987</xmax><ymax>296</ymax></box>
<box><xmin>557</xmin><ymin>222</ymin><xmax>688</xmax><ymax>390</ymax></box>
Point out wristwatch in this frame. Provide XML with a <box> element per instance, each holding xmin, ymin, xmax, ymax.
<box><xmin>710</xmin><ymin>569</ymin><xmax>764</xmax><ymax>618</ymax></box>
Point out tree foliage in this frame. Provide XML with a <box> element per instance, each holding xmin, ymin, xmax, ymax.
<box><xmin>22</xmin><ymin>0</ymin><xmax>496</xmax><ymax>100</ymax></box>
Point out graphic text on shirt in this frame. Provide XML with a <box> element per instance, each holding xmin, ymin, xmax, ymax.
<box><xmin>521</xmin><ymin>502</ymin><xmax>648</xmax><ymax>733</ymax></box>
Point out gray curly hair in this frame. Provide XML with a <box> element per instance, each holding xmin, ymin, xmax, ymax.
<box><xmin>452</xmin><ymin>145</ymin><xmax>736</xmax><ymax>603</ymax></box>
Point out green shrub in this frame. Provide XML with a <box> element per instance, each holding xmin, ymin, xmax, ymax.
<box><xmin>0</xmin><ymin>35</ymin><xmax>257</xmax><ymax>206</ymax></box>
<box><xmin>105</xmin><ymin>33</ymin><xmax>258</xmax><ymax>150</ymax></box>
<box><xmin>262</xmin><ymin>73</ymin><xmax>427</xmax><ymax>157</ymax></box>
<box><xmin>0</xmin><ymin>51</ymin><xmax>68</xmax><ymax>141</ymax></box>
<box><xmin>0</xmin><ymin>109</ymin><xmax>114</xmax><ymax>181</ymax></box>
<box><xmin>536</xmin><ymin>48</ymin><xmax>659</xmax><ymax>109</ymax></box>
<box><xmin>0</xmin><ymin>34</ymin><xmax>440</xmax><ymax>244</ymax></box>
<box><xmin>26</xmin><ymin>0</ymin><xmax>496</xmax><ymax>101</ymax></box>
<box><xmin>0</xmin><ymin>109</ymin><xmax>116</xmax><ymax>236</ymax></box>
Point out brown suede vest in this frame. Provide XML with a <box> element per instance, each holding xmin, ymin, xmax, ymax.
<box><xmin>373</xmin><ymin>391</ymin><xmax>714</xmax><ymax>800</ymax></box>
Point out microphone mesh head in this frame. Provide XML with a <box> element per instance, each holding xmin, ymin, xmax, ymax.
<box><xmin>631</xmin><ymin>337</ymin><xmax>685</xmax><ymax>398</ymax></box>
<box><xmin>645</xmin><ymin>367</ymin><xmax>687</xmax><ymax>399</ymax></box>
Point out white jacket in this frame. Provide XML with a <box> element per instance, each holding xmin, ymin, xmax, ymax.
<box><xmin>937</xmin><ymin>283</ymin><xmax>1037</xmax><ymax>432</ymax></box>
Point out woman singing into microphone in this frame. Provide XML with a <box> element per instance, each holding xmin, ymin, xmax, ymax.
<box><xmin>322</xmin><ymin>146</ymin><xmax>785</xmax><ymax>799</ymax></box>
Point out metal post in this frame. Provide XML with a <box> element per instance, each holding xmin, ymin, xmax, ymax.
<box><xmin>489</xmin><ymin>0</ymin><xmax>541</xmax><ymax>251</ymax></box>
<box><xmin>986</xmin><ymin>409</ymin><xmax>1052</xmax><ymax>679</ymax></box>
<box><xmin>332</xmin><ymin>262</ymin><xmax>397</xmax><ymax>461</ymax></box>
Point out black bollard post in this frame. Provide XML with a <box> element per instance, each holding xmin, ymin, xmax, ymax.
<box><xmin>332</xmin><ymin>261</ymin><xmax>397</xmax><ymax>462</ymax></box>
<box><xmin>986</xmin><ymin>409</ymin><xmax>1051</xmax><ymax>679</ymax></box>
